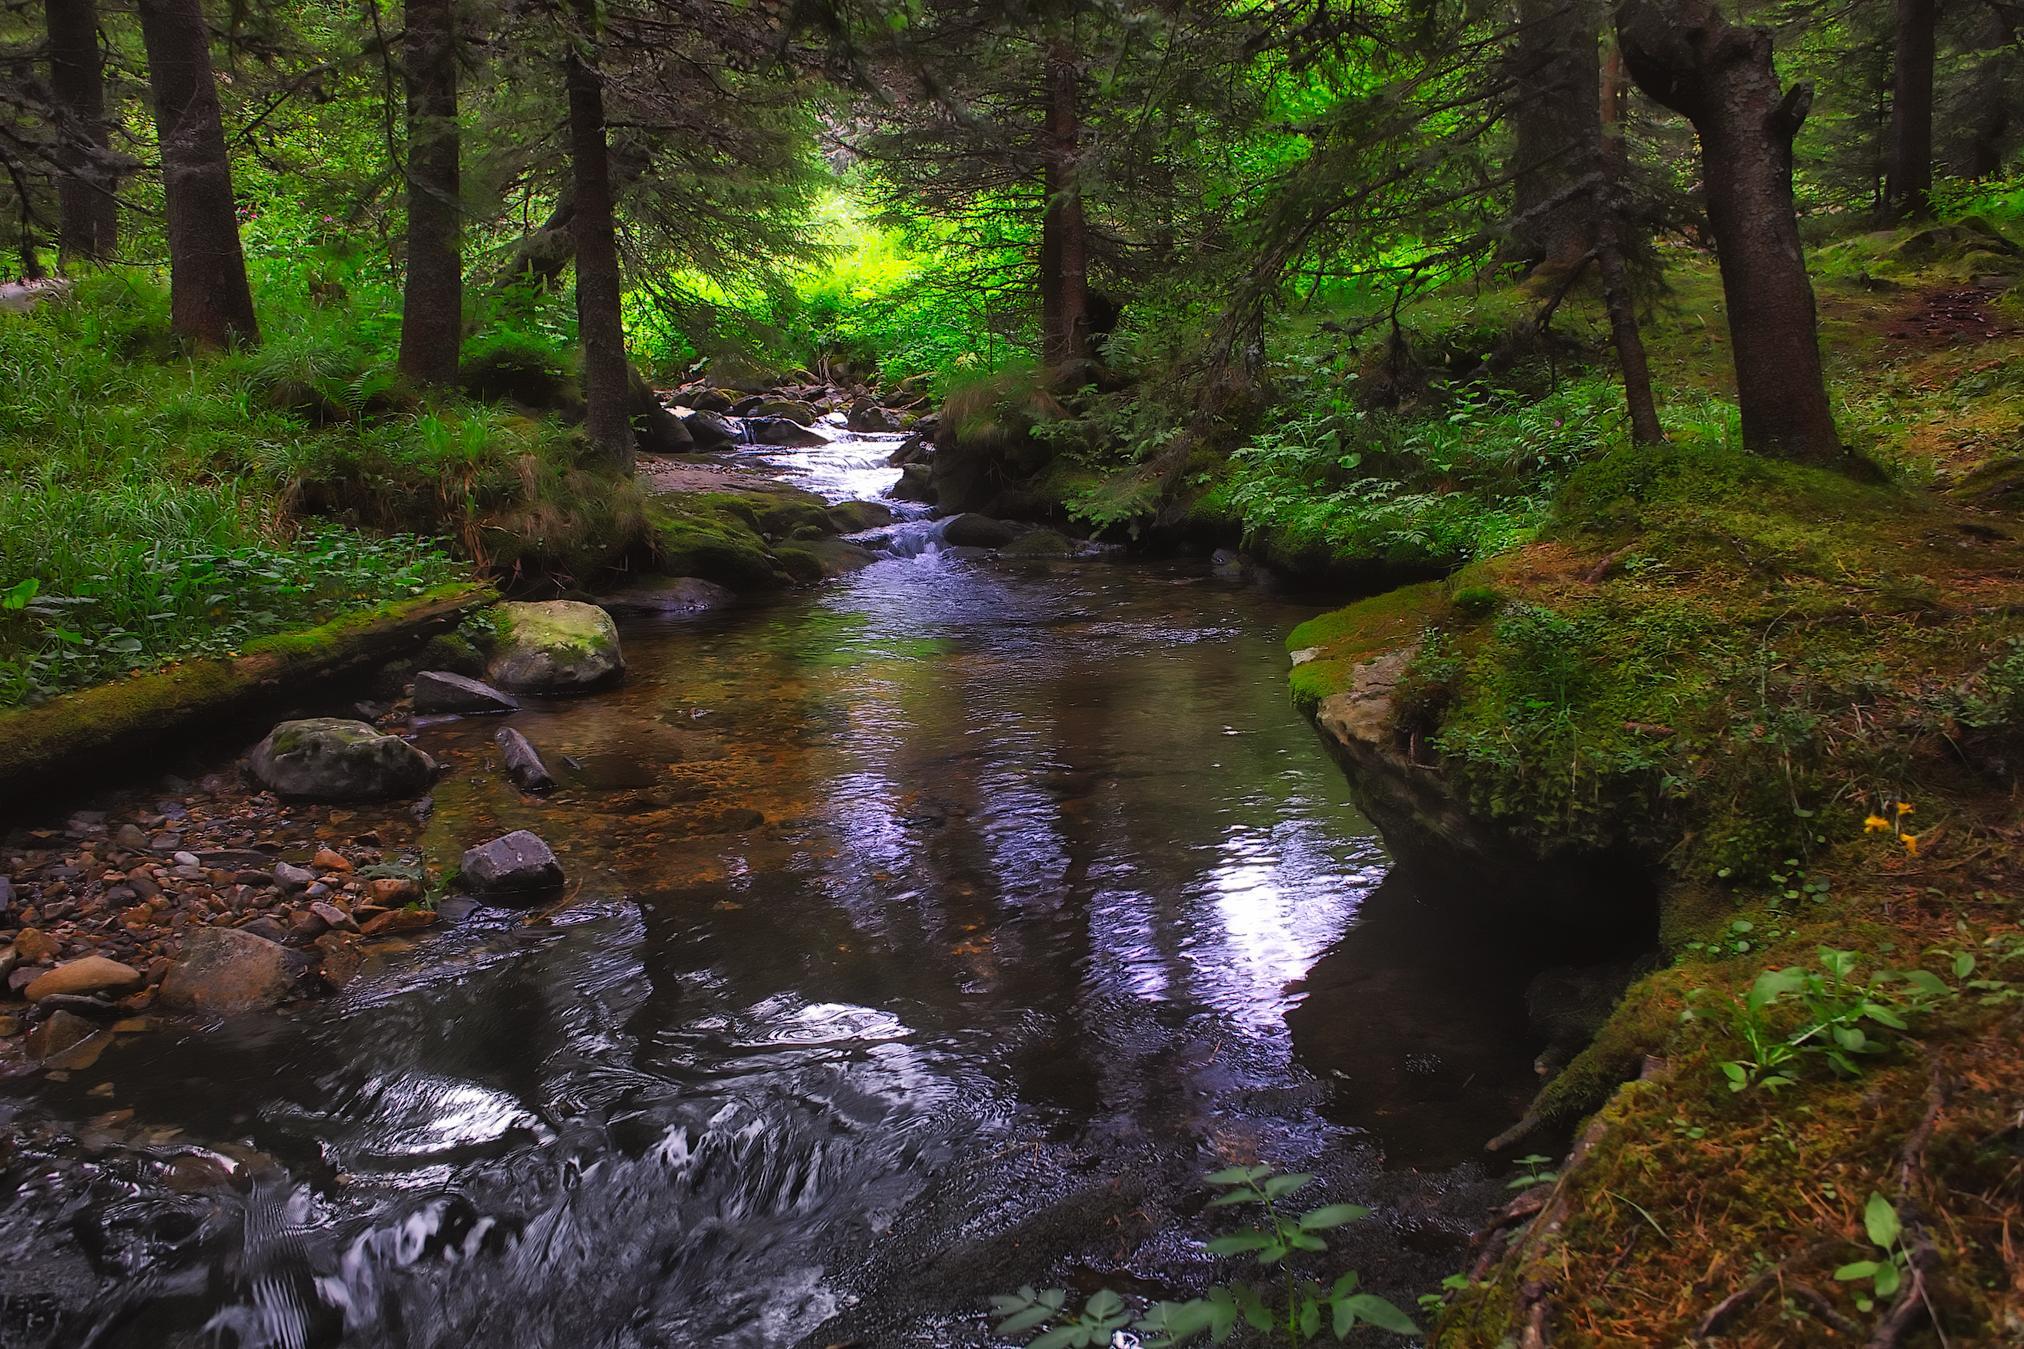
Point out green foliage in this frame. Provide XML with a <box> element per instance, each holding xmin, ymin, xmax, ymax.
<box><xmin>1221</xmin><ymin>362</ymin><xmax>1620</xmax><ymax>571</ymax></box>
<box><xmin>0</xmin><ymin>254</ymin><xmax>645</xmax><ymax>706</ymax></box>
<box><xmin>994</xmin><ymin>1168</ymin><xmax>1414</xmax><ymax>1347</ymax></box>
<box><xmin>1833</xmin><ymin>1194</ymin><xmax>1912</xmax><ymax>1314</ymax></box>
<box><xmin>1683</xmin><ymin>948</ymin><xmax>1956</xmax><ymax>1094</ymax></box>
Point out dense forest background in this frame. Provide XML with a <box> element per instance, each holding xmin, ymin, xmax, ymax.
<box><xmin>0</xmin><ymin>0</ymin><xmax>2020</xmax><ymax>703</ymax></box>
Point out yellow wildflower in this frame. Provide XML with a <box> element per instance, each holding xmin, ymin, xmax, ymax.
<box><xmin>1901</xmin><ymin>833</ymin><xmax>1920</xmax><ymax>857</ymax></box>
<box><xmin>1896</xmin><ymin>801</ymin><xmax>1915</xmax><ymax>816</ymax></box>
<box><xmin>1864</xmin><ymin>814</ymin><xmax>1892</xmax><ymax>834</ymax></box>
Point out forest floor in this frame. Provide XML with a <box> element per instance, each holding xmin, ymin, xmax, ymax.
<box><xmin>1277</xmin><ymin>217</ymin><xmax>2024</xmax><ymax>1345</ymax></box>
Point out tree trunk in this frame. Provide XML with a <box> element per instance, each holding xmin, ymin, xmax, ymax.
<box><xmin>1614</xmin><ymin>0</ymin><xmax>1844</xmax><ymax>466</ymax></box>
<box><xmin>1039</xmin><ymin>41</ymin><xmax>1091</xmax><ymax>371</ymax></box>
<box><xmin>136</xmin><ymin>0</ymin><xmax>258</xmax><ymax>348</ymax></box>
<box><xmin>563</xmin><ymin>0</ymin><xmax>632</xmax><ymax>468</ymax></box>
<box><xmin>1596</xmin><ymin>38</ymin><xmax>1662</xmax><ymax>445</ymax></box>
<box><xmin>397</xmin><ymin>0</ymin><xmax>461</xmax><ymax>384</ymax></box>
<box><xmin>1506</xmin><ymin>0</ymin><xmax>1603</xmax><ymax>271</ymax></box>
<box><xmin>496</xmin><ymin>188</ymin><xmax>575</xmax><ymax>294</ymax></box>
<box><xmin>1884</xmin><ymin>0</ymin><xmax>1936</xmax><ymax>221</ymax></box>
<box><xmin>45</xmin><ymin>0</ymin><xmax>117</xmax><ymax>263</ymax></box>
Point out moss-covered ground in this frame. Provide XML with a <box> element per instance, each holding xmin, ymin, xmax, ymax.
<box><xmin>1276</xmin><ymin>214</ymin><xmax>2024</xmax><ymax>1344</ymax></box>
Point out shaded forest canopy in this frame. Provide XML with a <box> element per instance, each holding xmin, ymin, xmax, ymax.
<box><xmin>2</xmin><ymin>0</ymin><xmax>2024</xmax><ymax>1341</ymax></box>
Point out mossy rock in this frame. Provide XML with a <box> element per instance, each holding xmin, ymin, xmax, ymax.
<box><xmin>249</xmin><ymin>717</ymin><xmax>437</xmax><ymax>801</ymax></box>
<box><xmin>417</xmin><ymin>632</ymin><xmax>488</xmax><ymax>677</ymax></box>
<box><xmin>487</xmin><ymin>600</ymin><xmax>624</xmax><ymax>694</ymax></box>
<box><xmin>649</xmin><ymin>501</ymin><xmax>790</xmax><ymax>591</ymax></box>
<box><xmin>828</xmin><ymin>500</ymin><xmax>896</xmax><ymax>534</ymax></box>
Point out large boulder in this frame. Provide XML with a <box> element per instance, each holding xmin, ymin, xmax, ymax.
<box><xmin>932</xmin><ymin>374</ymin><xmax>1067</xmax><ymax>514</ymax></box>
<box><xmin>732</xmin><ymin>396</ymin><xmax>819</xmax><ymax>425</ymax></box>
<box><xmin>249</xmin><ymin>718</ymin><xmax>436</xmax><ymax>801</ymax></box>
<box><xmin>487</xmin><ymin>601</ymin><xmax>624</xmax><ymax>694</ymax></box>
<box><xmin>158</xmin><ymin>927</ymin><xmax>298</xmax><ymax>1014</ymax></box>
<box><xmin>460</xmin><ymin>830</ymin><xmax>565</xmax><ymax>902</ymax></box>
<box><xmin>412</xmin><ymin>670</ymin><xmax>519</xmax><ymax>715</ymax></box>
<box><xmin>941</xmin><ymin>513</ymin><xmax>1023</xmax><ymax>548</ymax></box>
<box><xmin>846</xmin><ymin>399</ymin><xmax>901</xmax><ymax>433</ymax></box>
<box><xmin>746</xmin><ymin>416</ymin><xmax>828</xmax><ymax>448</ymax></box>
<box><xmin>628</xmin><ymin>367</ymin><xmax>693</xmax><ymax>456</ymax></box>
<box><xmin>681</xmin><ymin>410</ymin><xmax>740</xmax><ymax>449</ymax></box>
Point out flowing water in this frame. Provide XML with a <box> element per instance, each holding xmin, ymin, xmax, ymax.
<box><xmin>0</xmin><ymin>423</ymin><xmax>1549</xmax><ymax>1348</ymax></box>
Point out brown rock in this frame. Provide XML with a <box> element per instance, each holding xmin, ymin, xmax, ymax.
<box><xmin>312</xmin><ymin>848</ymin><xmax>352</xmax><ymax>873</ymax></box>
<box><xmin>26</xmin><ymin>1009</ymin><xmax>99</xmax><ymax>1062</ymax></box>
<box><xmin>367</xmin><ymin>877</ymin><xmax>422</xmax><ymax>907</ymax></box>
<box><xmin>359</xmin><ymin>908</ymin><xmax>436</xmax><ymax>937</ymax></box>
<box><xmin>310</xmin><ymin>901</ymin><xmax>357</xmax><ymax>932</ymax></box>
<box><xmin>14</xmin><ymin>927</ymin><xmax>56</xmax><ymax>962</ymax></box>
<box><xmin>315</xmin><ymin>932</ymin><xmax>363</xmax><ymax>988</ymax></box>
<box><xmin>157</xmin><ymin>927</ymin><xmax>297</xmax><ymax>1015</ymax></box>
<box><xmin>25</xmin><ymin>956</ymin><xmax>144</xmax><ymax>1002</ymax></box>
<box><xmin>0</xmin><ymin>1015</ymin><xmax>17</xmax><ymax>1036</ymax></box>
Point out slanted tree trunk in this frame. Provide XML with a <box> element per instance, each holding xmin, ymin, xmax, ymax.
<box><xmin>1039</xmin><ymin>40</ymin><xmax>1091</xmax><ymax>371</ymax></box>
<box><xmin>1506</xmin><ymin>0</ymin><xmax>1603</xmax><ymax>271</ymax></box>
<box><xmin>488</xmin><ymin>137</ymin><xmax>646</xmax><ymax>297</ymax></box>
<box><xmin>563</xmin><ymin>0</ymin><xmax>632</xmax><ymax>467</ymax></box>
<box><xmin>45</xmin><ymin>0</ymin><xmax>117</xmax><ymax>262</ymax></box>
<box><xmin>397</xmin><ymin>0</ymin><xmax>461</xmax><ymax>384</ymax></box>
<box><xmin>136</xmin><ymin>0</ymin><xmax>258</xmax><ymax>348</ymax></box>
<box><xmin>1885</xmin><ymin>0</ymin><xmax>1937</xmax><ymax>220</ymax></box>
<box><xmin>1614</xmin><ymin>0</ymin><xmax>1844</xmax><ymax>466</ymax></box>
<box><xmin>1595</xmin><ymin>38</ymin><xmax>1663</xmax><ymax>445</ymax></box>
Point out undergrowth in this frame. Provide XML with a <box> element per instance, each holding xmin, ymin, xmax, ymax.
<box><xmin>0</xmin><ymin>264</ymin><xmax>642</xmax><ymax>706</ymax></box>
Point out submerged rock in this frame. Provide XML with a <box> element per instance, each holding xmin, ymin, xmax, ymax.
<box><xmin>487</xmin><ymin>601</ymin><xmax>624</xmax><ymax>695</ymax></box>
<box><xmin>26</xmin><ymin>1010</ymin><xmax>100</xmax><ymax>1063</ymax></box>
<box><xmin>601</xmin><ymin>577</ymin><xmax>737</xmax><ymax>619</ymax></box>
<box><xmin>496</xmin><ymin>728</ymin><xmax>558</xmax><ymax>792</ymax></box>
<box><xmin>249</xmin><ymin>718</ymin><xmax>437</xmax><ymax>802</ymax></box>
<box><xmin>158</xmin><ymin>926</ymin><xmax>298</xmax><ymax>1014</ymax></box>
<box><xmin>460</xmin><ymin>830</ymin><xmax>565</xmax><ymax>902</ymax></box>
<box><xmin>412</xmin><ymin>670</ymin><xmax>520</xmax><ymax>715</ymax></box>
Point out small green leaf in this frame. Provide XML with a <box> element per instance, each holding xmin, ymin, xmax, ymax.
<box><xmin>1865</xmin><ymin>1193</ymin><xmax>1901</xmax><ymax>1251</ymax></box>
<box><xmin>1300</xmin><ymin>1204</ymin><xmax>1370</xmax><ymax>1230</ymax></box>
<box><xmin>1338</xmin><ymin>1293</ymin><xmax>1419</xmax><ymax>1335</ymax></box>
<box><xmin>1834</xmin><ymin>1261</ymin><xmax>1879</xmax><ymax>1281</ymax></box>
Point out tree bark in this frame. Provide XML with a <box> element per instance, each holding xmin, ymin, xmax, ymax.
<box><xmin>45</xmin><ymin>0</ymin><xmax>117</xmax><ymax>263</ymax></box>
<box><xmin>1506</xmin><ymin>0</ymin><xmax>1603</xmax><ymax>271</ymax></box>
<box><xmin>1596</xmin><ymin>37</ymin><xmax>1663</xmax><ymax>445</ymax></box>
<box><xmin>397</xmin><ymin>0</ymin><xmax>461</xmax><ymax>384</ymax></box>
<box><xmin>563</xmin><ymin>0</ymin><xmax>632</xmax><ymax>468</ymax></box>
<box><xmin>1884</xmin><ymin>0</ymin><xmax>1936</xmax><ymax>220</ymax></box>
<box><xmin>1039</xmin><ymin>40</ymin><xmax>1091</xmax><ymax>371</ymax></box>
<box><xmin>136</xmin><ymin>0</ymin><xmax>258</xmax><ymax>348</ymax></box>
<box><xmin>496</xmin><ymin>188</ymin><xmax>575</xmax><ymax>294</ymax></box>
<box><xmin>1614</xmin><ymin>0</ymin><xmax>1844</xmax><ymax>466</ymax></box>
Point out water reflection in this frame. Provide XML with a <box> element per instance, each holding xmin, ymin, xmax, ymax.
<box><xmin>0</xmin><ymin>450</ymin><xmax>1540</xmax><ymax>1346</ymax></box>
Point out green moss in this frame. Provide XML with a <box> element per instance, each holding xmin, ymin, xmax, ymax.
<box><xmin>0</xmin><ymin>585</ymin><xmax>490</xmax><ymax>795</ymax></box>
<box><xmin>1285</xmin><ymin>581</ymin><xmax>1449</xmax><ymax>710</ymax></box>
<box><xmin>649</xmin><ymin>498</ymin><xmax>791</xmax><ymax>591</ymax></box>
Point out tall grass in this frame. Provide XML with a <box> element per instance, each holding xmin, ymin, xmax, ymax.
<box><xmin>0</xmin><ymin>266</ymin><xmax>633</xmax><ymax>706</ymax></box>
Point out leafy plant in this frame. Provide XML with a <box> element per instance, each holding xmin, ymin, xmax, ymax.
<box><xmin>993</xmin><ymin>1168</ymin><xmax>1416</xmax><ymax>1347</ymax></box>
<box><xmin>1686</xmin><ymin>949</ymin><xmax>1955</xmax><ymax>1093</ymax></box>
<box><xmin>1832</xmin><ymin>1193</ymin><xmax>1910</xmax><ymax>1313</ymax></box>
<box><xmin>1505</xmin><ymin>1154</ymin><xmax>1559</xmax><ymax>1191</ymax></box>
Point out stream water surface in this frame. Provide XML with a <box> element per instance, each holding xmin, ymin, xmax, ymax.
<box><xmin>0</xmin><ymin>426</ymin><xmax>1546</xmax><ymax>1348</ymax></box>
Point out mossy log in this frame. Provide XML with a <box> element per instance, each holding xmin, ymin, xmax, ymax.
<box><xmin>0</xmin><ymin>584</ymin><xmax>494</xmax><ymax>815</ymax></box>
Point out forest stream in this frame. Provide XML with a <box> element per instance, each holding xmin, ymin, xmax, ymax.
<box><xmin>0</xmin><ymin>427</ymin><xmax>1558</xmax><ymax>1347</ymax></box>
